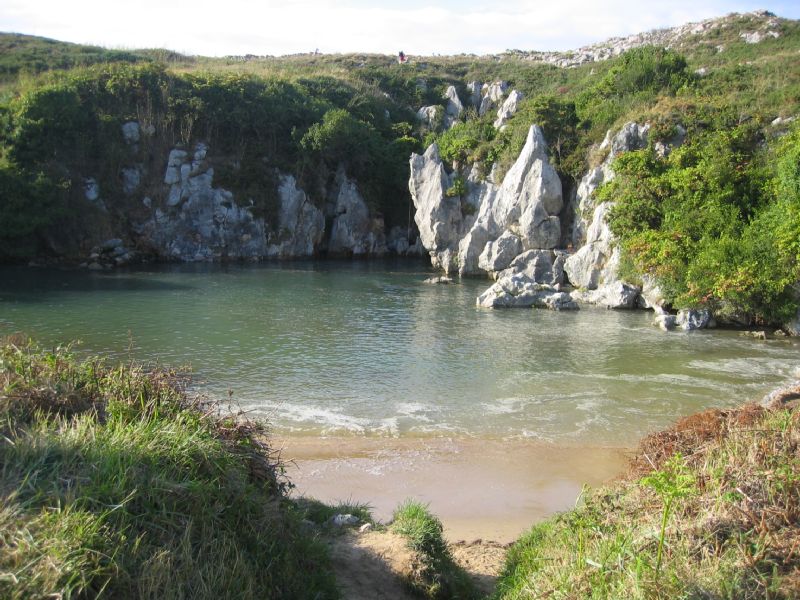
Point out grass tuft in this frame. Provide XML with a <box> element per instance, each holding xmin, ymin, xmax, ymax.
<box><xmin>392</xmin><ymin>499</ymin><xmax>479</xmax><ymax>599</ymax></box>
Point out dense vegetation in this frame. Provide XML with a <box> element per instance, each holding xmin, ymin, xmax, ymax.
<box><xmin>495</xmin><ymin>401</ymin><xmax>800</xmax><ymax>599</ymax></box>
<box><xmin>604</xmin><ymin>120</ymin><xmax>800</xmax><ymax>323</ymax></box>
<box><xmin>0</xmin><ymin>337</ymin><xmax>337</xmax><ymax>599</ymax></box>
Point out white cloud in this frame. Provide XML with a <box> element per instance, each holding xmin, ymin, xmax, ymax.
<box><xmin>0</xmin><ymin>0</ymin><xmax>796</xmax><ymax>56</ymax></box>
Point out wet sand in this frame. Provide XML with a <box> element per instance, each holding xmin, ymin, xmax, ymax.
<box><xmin>276</xmin><ymin>436</ymin><xmax>629</xmax><ymax>543</ymax></box>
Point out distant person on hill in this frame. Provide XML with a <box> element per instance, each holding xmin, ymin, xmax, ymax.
<box><xmin>398</xmin><ymin>51</ymin><xmax>408</xmax><ymax>64</ymax></box>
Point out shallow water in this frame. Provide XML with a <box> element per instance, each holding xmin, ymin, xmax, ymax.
<box><xmin>1</xmin><ymin>260</ymin><xmax>797</xmax><ymax>445</ymax></box>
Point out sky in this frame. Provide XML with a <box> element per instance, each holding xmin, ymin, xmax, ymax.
<box><xmin>1</xmin><ymin>1</ymin><xmax>799</xmax><ymax>57</ymax></box>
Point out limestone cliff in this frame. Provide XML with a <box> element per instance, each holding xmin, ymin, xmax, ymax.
<box><xmin>409</xmin><ymin>121</ymin><xmax>660</xmax><ymax>310</ymax></box>
<box><xmin>84</xmin><ymin>122</ymin><xmax>409</xmax><ymax>264</ymax></box>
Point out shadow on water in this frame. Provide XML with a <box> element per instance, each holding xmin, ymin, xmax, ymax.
<box><xmin>0</xmin><ymin>266</ymin><xmax>195</xmax><ymax>303</ymax></box>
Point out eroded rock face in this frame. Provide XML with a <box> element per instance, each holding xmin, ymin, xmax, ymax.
<box><xmin>409</xmin><ymin>125</ymin><xmax>563</xmax><ymax>277</ymax></box>
<box><xmin>479</xmin><ymin>81</ymin><xmax>508</xmax><ymax>116</ymax></box>
<box><xmin>327</xmin><ymin>168</ymin><xmax>386</xmax><ymax>256</ymax></box>
<box><xmin>444</xmin><ymin>85</ymin><xmax>463</xmax><ymax>118</ymax></box>
<box><xmin>564</xmin><ymin>122</ymin><xmax>650</xmax><ymax>301</ymax></box>
<box><xmin>478</xmin><ymin>230</ymin><xmax>523</xmax><ymax>273</ymax></box>
<box><xmin>494</xmin><ymin>90</ymin><xmax>523</xmax><ymax>129</ymax></box>
<box><xmin>141</xmin><ymin>143</ymin><xmax>270</xmax><ymax>261</ymax></box>
<box><xmin>409</xmin><ymin>143</ymin><xmax>466</xmax><ymax>273</ymax></box>
<box><xmin>267</xmin><ymin>175</ymin><xmax>325</xmax><ymax>258</ymax></box>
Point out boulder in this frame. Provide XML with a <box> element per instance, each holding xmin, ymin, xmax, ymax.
<box><xmin>654</xmin><ymin>310</ymin><xmax>677</xmax><ymax>331</ymax></box>
<box><xmin>676</xmin><ymin>309</ymin><xmax>713</xmax><ymax>331</ymax></box>
<box><xmin>571</xmin><ymin>281</ymin><xmax>640</xmax><ymax>309</ymax></box>
<box><xmin>476</xmin><ymin>274</ymin><xmax>577</xmax><ymax>310</ymax></box>
<box><xmin>496</xmin><ymin>249</ymin><xmax>565</xmax><ymax>286</ymax></box>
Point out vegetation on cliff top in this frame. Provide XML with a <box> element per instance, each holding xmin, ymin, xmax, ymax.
<box><xmin>0</xmin><ymin>337</ymin><xmax>337</xmax><ymax>599</ymax></box>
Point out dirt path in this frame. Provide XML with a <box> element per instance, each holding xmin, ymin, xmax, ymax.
<box><xmin>328</xmin><ymin>529</ymin><xmax>508</xmax><ymax>599</ymax></box>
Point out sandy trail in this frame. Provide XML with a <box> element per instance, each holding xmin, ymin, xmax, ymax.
<box><xmin>328</xmin><ymin>529</ymin><xmax>508</xmax><ymax>599</ymax></box>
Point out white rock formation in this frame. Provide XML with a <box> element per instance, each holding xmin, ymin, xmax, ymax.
<box><xmin>444</xmin><ymin>85</ymin><xmax>463</xmax><ymax>118</ymax></box>
<box><xmin>479</xmin><ymin>81</ymin><xmax>508</xmax><ymax>116</ymax></box>
<box><xmin>563</xmin><ymin>122</ymin><xmax>650</xmax><ymax>307</ymax></box>
<box><xmin>466</xmin><ymin>81</ymin><xmax>482</xmax><ymax>108</ymax></box>
<box><xmin>494</xmin><ymin>90</ymin><xmax>523</xmax><ymax>129</ymax></box>
<box><xmin>416</xmin><ymin>106</ymin><xmax>438</xmax><ymax>128</ymax></box>
<box><xmin>476</xmin><ymin>274</ymin><xmax>577</xmax><ymax>310</ymax></box>
<box><xmin>409</xmin><ymin>124</ymin><xmax>563</xmax><ymax>277</ymax></box>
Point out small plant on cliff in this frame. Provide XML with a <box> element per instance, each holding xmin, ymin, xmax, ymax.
<box><xmin>445</xmin><ymin>175</ymin><xmax>467</xmax><ymax>198</ymax></box>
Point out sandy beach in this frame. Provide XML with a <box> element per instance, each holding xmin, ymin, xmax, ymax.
<box><xmin>276</xmin><ymin>436</ymin><xmax>629</xmax><ymax>543</ymax></box>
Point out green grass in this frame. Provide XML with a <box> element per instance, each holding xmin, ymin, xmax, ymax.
<box><xmin>494</xmin><ymin>404</ymin><xmax>800</xmax><ymax>599</ymax></box>
<box><xmin>391</xmin><ymin>499</ymin><xmax>479</xmax><ymax>599</ymax></box>
<box><xmin>0</xmin><ymin>336</ymin><xmax>338</xmax><ymax>599</ymax></box>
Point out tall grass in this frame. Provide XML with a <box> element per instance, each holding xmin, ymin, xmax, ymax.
<box><xmin>0</xmin><ymin>336</ymin><xmax>337</xmax><ymax>599</ymax></box>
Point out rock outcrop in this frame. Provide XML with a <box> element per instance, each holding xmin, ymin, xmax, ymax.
<box><xmin>326</xmin><ymin>167</ymin><xmax>386</xmax><ymax>256</ymax></box>
<box><xmin>267</xmin><ymin>175</ymin><xmax>325</xmax><ymax>258</ymax></box>
<box><xmin>125</xmin><ymin>133</ymin><xmax>393</xmax><ymax>262</ymax></box>
<box><xmin>476</xmin><ymin>274</ymin><xmax>576</xmax><ymax>310</ymax></box>
<box><xmin>494</xmin><ymin>90</ymin><xmax>523</xmax><ymax>129</ymax></box>
<box><xmin>503</xmin><ymin>11</ymin><xmax>781</xmax><ymax>68</ymax></box>
<box><xmin>444</xmin><ymin>85</ymin><xmax>464</xmax><ymax>127</ymax></box>
<box><xmin>563</xmin><ymin>122</ymin><xmax>650</xmax><ymax>307</ymax></box>
<box><xmin>139</xmin><ymin>143</ymin><xmax>271</xmax><ymax>261</ymax></box>
<box><xmin>409</xmin><ymin>124</ymin><xmax>563</xmax><ymax>278</ymax></box>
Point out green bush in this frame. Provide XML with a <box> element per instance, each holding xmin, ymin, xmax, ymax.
<box><xmin>604</xmin><ymin>121</ymin><xmax>800</xmax><ymax>323</ymax></box>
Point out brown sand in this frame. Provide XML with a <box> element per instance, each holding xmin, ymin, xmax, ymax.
<box><xmin>277</xmin><ymin>436</ymin><xmax>628</xmax><ymax>543</ymax></box>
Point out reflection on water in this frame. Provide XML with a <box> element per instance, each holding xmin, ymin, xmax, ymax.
<box><xmin>1</xmin><ymin>261</ymin><xmax>797</xmax><ymax>444</ymax></box>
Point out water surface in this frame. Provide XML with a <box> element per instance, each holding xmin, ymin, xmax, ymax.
<box><xmin>1</xmin><ymin>261</ymin><xmax>797</xmax><ymax>445</ymax></box>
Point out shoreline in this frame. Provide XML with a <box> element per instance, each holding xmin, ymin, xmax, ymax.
<box><xmin>276</xmin><ymin>435</ymin><xmax>629</xmax><ymax>543</ymax></box>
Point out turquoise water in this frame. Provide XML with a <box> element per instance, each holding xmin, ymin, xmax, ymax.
<box><xmin>1</xmin><ymin>261</ymin><xmax>797</xmax><ymax>445</ymax></box>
